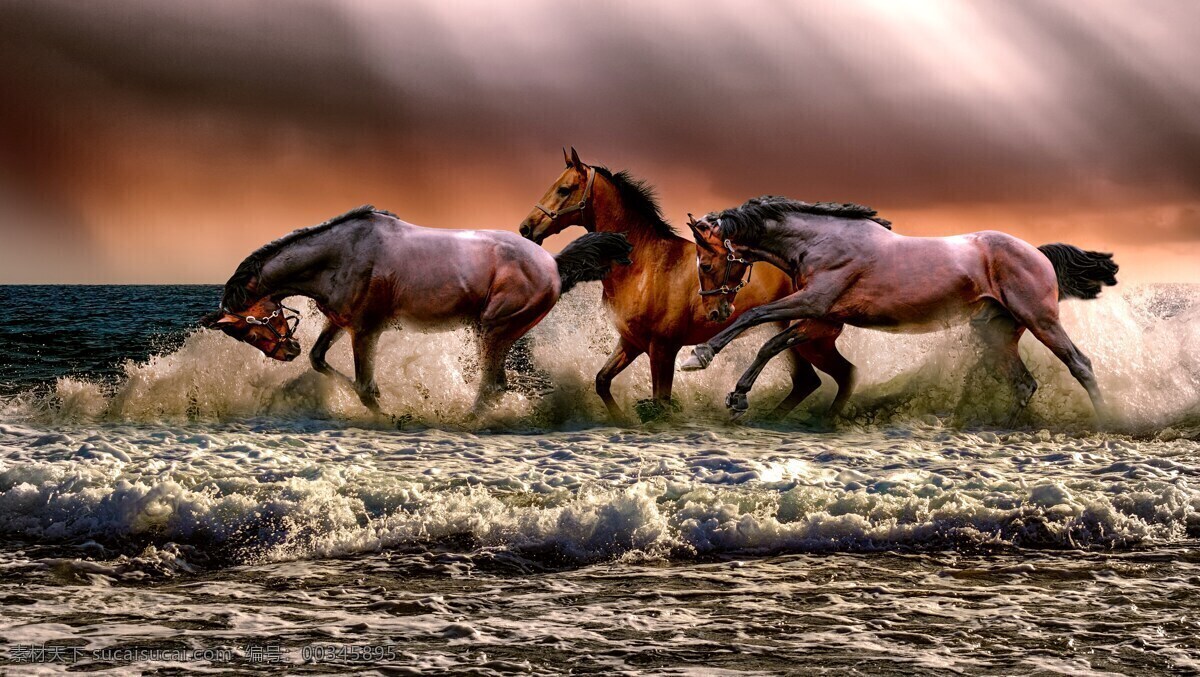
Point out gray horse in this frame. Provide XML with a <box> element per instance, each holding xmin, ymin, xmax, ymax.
<box><xmin>202</xmin><ymin>205</ymin><xmax>631</xmax><ymax>414</ymax></box>
<box><xmin>683</xmin><ymin>196</ymin><xmax>1118</xmax><ymax>420</ymax></box>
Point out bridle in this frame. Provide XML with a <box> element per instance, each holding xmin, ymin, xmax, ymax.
<box><xmin>222</xmin><ymin>303</ymin><xmax>302</xmax><ymax>343</ymax></box>
<box><xmin>534</xmin><ymin>166</ymin><xmax>597</xmax><ymax>229</ymax></box>
<box><xmin>698</xmin><ymin>236</ymin><xmax>754</xmax><ymax>297</ymax></box>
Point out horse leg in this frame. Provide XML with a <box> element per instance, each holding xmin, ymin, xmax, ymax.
<box><xmin>643</xmin><ymin>341</ymin><xmax>681</xmax><ymax>420</ymax></box>
<box><xmin>682</xmin><ymin>273</ymin><xmax>848</xmax><ymax>370</ymax></box>
<box><xmin>786</xmin><ymin>325</ymin><xmax>854</xmax><ymax>420</ymax></box>
<box><xmin>596</xmin><ymin>338</ymin><xmax>643</xmax><ymax>424</ymax></box>
<box><xmin>1001</xmin><ymin>293</ymin><xmax>1105</xmax><ymax>418</ymax></box>
<box><xmin>1025</xmin><ymin>320</ymin><xmax>1105</xmax><ymax>418</ymax></box>
<box><xmin>310</xmin><ymin>319</ymin><xmax>355</xmax><ymax>389</ymax></box>
<box><xmin>472</xmin><ymin>330</ymin><xmax>515</xmax><ymax>415</ymax></box>
<box><xmin>473</xmin><ymin>295</ymin><xmax>556</xmax><ymax>416</ymax></box>
<box><xmin>969</xmin><ymin>305</ymin><xmax>1037</xmax><ymax>424</ymax></box>
<box><xmin>726</xmin><ymin>324</ymin><xmax>811</xmax><ymax>419</ymax></box>
<box><xmin>350</xmin><ymin>329</ymin><xmax>382</xmax><ymax>413</ymax></box>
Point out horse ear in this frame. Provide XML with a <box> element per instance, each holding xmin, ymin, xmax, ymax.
<box><xmin>688</xmin><ymin>220</ymin><xmax>718</xmax><ymax>253</ymax></box>
<box><xmin>687</xmin><ymin>214</ymin><xmax>710</xmax><ymax>234</ymax></box>
<box><xmin>563</xmin><ymin>147</ymin><xmax>571</xmax><ymax>167</ymax></box>
<box><xmin>200</xmin><ymin>310</ymin><xmax>237</xmax><ymax>328</ymax></box>
<box><xmin>570</xmin><ymin>146</ymin><xmax>583</xmax><ymax>169</ymax></box>
<box><xmin>694</xmin><ymin>232</ymin><xmax>718</xmax><ymax>253</ymax></box>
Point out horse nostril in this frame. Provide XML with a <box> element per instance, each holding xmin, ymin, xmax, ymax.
<box><xmin>519</xmin><ymin>225</ymin><xmax>530</xmax><ymax>236</ymax></box>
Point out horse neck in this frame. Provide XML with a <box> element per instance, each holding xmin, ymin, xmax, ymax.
<box><xmin>590</xmin><ymin>189</ymin><xmax>687</xmax><ymax>261</ymax></box>
<box><xmin>255</xmin><ymin>229</ymin><xmax>347</xmax><ymax>306</ymax></box>
<box><xmin>737</xmin><ymin>220</ymin><xmax>803</xmax><ymax>274</ymax></box>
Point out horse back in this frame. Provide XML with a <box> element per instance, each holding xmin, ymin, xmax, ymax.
<box><xmin>363</xmin><ymin>223</ymin><xmax>559</xmax><ymax>329</ymax></box>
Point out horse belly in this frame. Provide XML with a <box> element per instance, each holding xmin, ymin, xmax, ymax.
<box><xmin>845</xmin><ymin>297</ymin><xmax>986</xmax><ymax>334</ymax></box>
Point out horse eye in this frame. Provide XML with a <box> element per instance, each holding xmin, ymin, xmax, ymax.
<box><xmin>700</xmin><ymin>264</ymin><xmax>713</xmax><ymax>272</ymax></box>
<box><xmin>557</xmin><ymin>186</ymin><xmax>573</xmax><ymax>196</ymax></box>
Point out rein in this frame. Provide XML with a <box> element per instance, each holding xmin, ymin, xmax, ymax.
<box><xmin>534</xmin><ymin>166</ymin><xmax>597</xmax><ymax>228</ymax></box>
<box><xmin>698</xmin><ymin>237</ymin><xmax>754</xmax><ymax>297</ymax></box>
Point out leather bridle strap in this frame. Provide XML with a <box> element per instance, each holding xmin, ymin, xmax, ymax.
<box><xmin>222</xmin><ymin>303</ymin><xmax>302</xmax><ymax>341</ymax></box>
<box><xmin>534</xmin><ymin>166</ymin><xmax>597</xmax><ymax>228</ymax></box>
<box><xmin>698</xmin><ymin>238</ymin><xmax>755</xmax><ymax>297</ymax></box>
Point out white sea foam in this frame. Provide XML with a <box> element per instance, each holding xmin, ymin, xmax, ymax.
<box><xmin>3</xmin><ymin>283</ymin><xmax>1195</xmax><ymax>434</ymax></box>
<box><xmin>1</xmin><ymin>421</ymin><xmax>1196</xmax><ymax>564</ymax></box>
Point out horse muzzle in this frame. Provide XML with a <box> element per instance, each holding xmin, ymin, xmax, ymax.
<box><xmin>707</xmin><ymin>301</ymin><xmax>734</xmax><ymax>323</ymax></box>
<box><xmin>272</xmin><ymin>339</ymin><xmax>302</xmax><ymax>362</ymax></box>
<box><xmin>519</xmin><ymin>216</ymin><xmax>552</xmax><ymax>245</ymax></box>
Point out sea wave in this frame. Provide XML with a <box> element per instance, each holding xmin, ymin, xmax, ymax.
<box><xmin>1</xmin><ymin>422</ymin><xmax>1196</xmax><ymax>569</ymax></box>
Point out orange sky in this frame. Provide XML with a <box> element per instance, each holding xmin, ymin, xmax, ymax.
<box><xmin>1</xmin><ymin>1</ymin><xmax>1198</xmax><ymax>283</ymax></box>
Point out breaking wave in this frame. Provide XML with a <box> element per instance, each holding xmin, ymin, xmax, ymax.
<box><xmin>1</xmin><ymin>422</ymin><xmax>1197</xmax><ymax>569</ymax></box>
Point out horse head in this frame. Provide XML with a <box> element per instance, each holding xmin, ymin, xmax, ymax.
<box><xmin>689</xmin><ymin>214</ymin><xmax>753</xmax><ymax>324</ymax></box>
<box><xmin>201</xmin><ymin>297</ymin><xmax>302</xmax><ymax>361</ymax></box>
<box><xmin>520</xmin><ymin>147</ymin><xmax>597</xmax><ymax>244</ymax></box>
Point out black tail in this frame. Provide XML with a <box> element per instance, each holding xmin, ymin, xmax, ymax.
<box><xmin>554</xmin><ymin>233</ymin><xmax>633</xmax><ymax>294</ymax></box>
<box><xmin>1038</xmin><ymin>243</ymin><xmax>1119</xmax><ymax>300</ymax></box>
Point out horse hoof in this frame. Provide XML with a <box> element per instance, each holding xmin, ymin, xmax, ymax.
<box><xmin>726</xmin><ymin>391</ymin><xmax>749</xmax><ymax>414</ymax></box>
<box><xmin>680</xmin><ymin>345</ymin><xmax>715</xmax><ymax>371</ymax></box>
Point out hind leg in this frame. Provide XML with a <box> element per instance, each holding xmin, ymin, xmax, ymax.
<box><xmin>473</xmin><ymin>331</ymin><xmax>516</xmax><ymax>415</ymax></box>
<box><xmin>791</xmin><ymin>326</ymin><xmax>855</xmax><ymax>420</ymax></box>
<box><xmin>474</xmin><ymin>297</ymin><xmax>555</xmax><ymax>416</ymax></box>
<box><xmin>1025</xmin><ymin>320</ymin><xmax>1105</xmax><ymax>417</ymax></box>
<box><xmin>769</xmin><ymin>348</ymin><xmax>823</xmax><ymax>421</ymax></box>
<box><xmin>992</xmin><ymin>251</ymin><xmax>1105</xmax><ymax>419</ymax></box>
<box><xmin>970</xmin><ymin>304</ymin><xmax>1037</xmax><ymax>423</ymax></box>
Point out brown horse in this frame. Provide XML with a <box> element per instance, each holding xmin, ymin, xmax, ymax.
<box><xmin>202</xmin><ymin>205</ymin><xmax>631</xmax><ymax>415</ymax></box>
<box><xmin>682</xmin><ymin>196</ymin><xmax>1119</xmax><ymax>420</ymax></box>
<box><xmin>520</xmin><ymin>149</ymin><xmax>855</xmax><ymax>421</ymax></box>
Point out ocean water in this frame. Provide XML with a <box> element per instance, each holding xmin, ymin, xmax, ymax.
<box><xmin>1</xmin><ymin>283</ymin><xmax>1199</xmax><ymax>674</ymax></box>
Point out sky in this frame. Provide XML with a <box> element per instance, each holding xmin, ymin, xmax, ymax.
<box><xmin>1</xmin><ymin>0</ymin><xmax>1198</xmax><ymax>283</ymax></box>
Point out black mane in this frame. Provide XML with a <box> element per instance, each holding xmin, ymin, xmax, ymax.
<box><xmin>593</xmin><ymin>166</ymin><xmax>676</xmax><ymax>238</ymax></box>
<box><xmin>708</xmin><ymin>195</ymin><xmax>892</xmax><ymax>241</ymax></box>
<box><xmin>221</xmin><ymin>204</ymin><xmax>385</xmax><ymax>309</ymax></box>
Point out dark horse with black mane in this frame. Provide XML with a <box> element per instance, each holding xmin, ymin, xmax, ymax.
<box><xmin>202</xmin><ymin>205</ymin><xmax>631</xmax><ymax>415</ymax></box>
<box><xmin>684</xmin><ymin>196</ymin><xmax>1119</xmax><ymax>420</ymax></box>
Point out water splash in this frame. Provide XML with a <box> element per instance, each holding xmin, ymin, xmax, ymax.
<box><xmin>5</xmin><ymin>283</ymin><xmax>1199</xmax><ymax>433</ymax></box>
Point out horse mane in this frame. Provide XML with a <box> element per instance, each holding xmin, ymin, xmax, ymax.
<box><xmin>221</xmin><ymin>204</ymin><xmax>389</xmax><ymax>309</ymax></box>
<box><xmin>593</xmin><ymin>166</ymin><xmax>676</xmax><ymax>238</ymax></box>
<box><xmin>709</xmin><ymin>195</ymin><xmax>892</xmax><ymax>241</ymax></box>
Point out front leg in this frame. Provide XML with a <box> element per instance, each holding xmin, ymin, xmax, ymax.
<box><xmin>595</xmin><ymin>338</ymin><xmax>643</xmax><ymax>424</ymax></box>
<box><xmin>680</xmin><ymin>275</ymin><xmax>847</xmax><ymax>371</ymax></box>
<box><xmin>351</xmin><ymin>330</ymin><xmax>383</xmax><ymax>413</ymax></box>
<box><xmin>726</xmin><ymin>324</ymin><xmax>810</xmax><ymax>419</ymax></box>
<box><xmin>310</xmin><ymin>320</ymin><xmax>356</xmax><ymax>389</ymax></box>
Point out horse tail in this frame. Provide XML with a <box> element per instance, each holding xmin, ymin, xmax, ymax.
<box><xmin>554</xmin><ymin>233</ymin><xmax>633</xmax><ymax>294</ymax></box>
<box><xmin>1037</xmin><ymin>243</ymin><xmax>1119</xmax><ymax>301</ymax></box>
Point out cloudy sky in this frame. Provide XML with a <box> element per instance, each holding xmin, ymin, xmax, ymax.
<box><xmin>2</xmin><ymin>0</ymin><xmax>1198</xmax><ymax>282</ymax></box>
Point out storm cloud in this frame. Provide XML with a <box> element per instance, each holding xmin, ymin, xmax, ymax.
<box><xmin>1</xmin><ymin>0</ymin><xmax>1198</xmax><ymax>281</ymax></box>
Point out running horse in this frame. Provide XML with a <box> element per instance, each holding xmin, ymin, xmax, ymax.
<box><xmin>682</xmin><ymin>196</ymin><xmax>1119</xmax><ymax>419</ymax></box>
<box><xmin>202</xmin><ymin>205</ymin><xmax>632</xmax><ymax>414</ymax></box>
<box><xmin>519</xmin><ymin>148</ymin><xmax>855</xmax><ymax>422</ymax></box>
